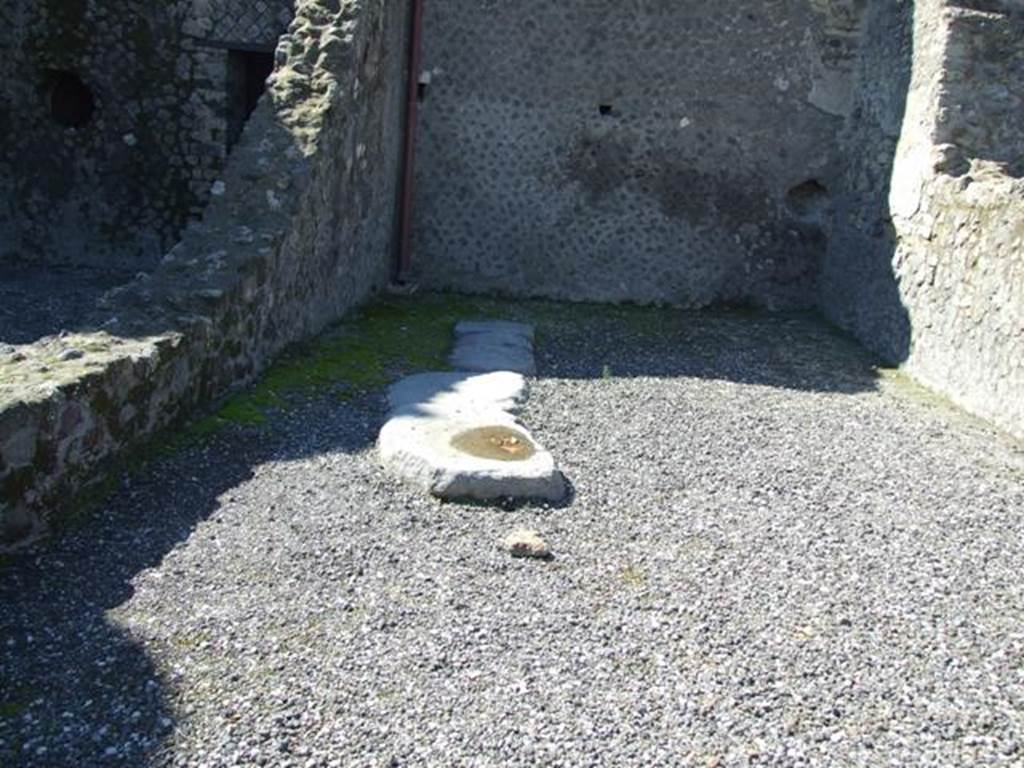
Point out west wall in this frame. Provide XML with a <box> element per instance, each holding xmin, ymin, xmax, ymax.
<box><xmin>411</xmin><ymin>1</ymin><xmax>856</xmax><ymax>309</ymax></box>
<box><xmin>1</xmin><ymin>0</ymin><xmax>410</xmax><ymax>544</ymax></box>
<box><xmin>0</xmin><ymin>0</ymin><xmax>294</xmax><ymax>271</ymax></box>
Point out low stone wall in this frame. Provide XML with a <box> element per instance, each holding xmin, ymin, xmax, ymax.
<box><xmin>0</xmin><ymin>0</ymin><xmax>410</xmax><ymax>545</ymax></box>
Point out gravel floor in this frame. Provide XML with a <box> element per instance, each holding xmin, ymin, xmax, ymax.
<box><xmin>0</xmin><ymin>263</ymin><xmax>133</xmax><ymax>345</ymax></box>
<box><xmin>2</xmin><ymin>308</ymin><xmax>1022</xmax><ymax>767</ymax></box>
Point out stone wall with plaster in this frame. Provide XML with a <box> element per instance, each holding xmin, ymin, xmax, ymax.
<box><xmin>823</xmin><ymin>0</ymin><xmax>1024</xmax><ymax>439</ymax></box>
<box><xmin>190</xmin><ymin>0</ymin><xmax>295</xmax><ymax>44</ymax></box>
<box><xmin>819</xmin><ymin>0</ymin><xmax>916</xmax><ymax>362</ymax></box>
<box><xmin>0</xmin><ymin>0</ymin><xmax>294</xmax><ymax>271</ymax></box>
<box><xmin>0</xmin><ymin>0</ymin><xmax>410</xmax><ymax>544</ymax></box>
<box><xmin>411</xmin><ymin>0</ymin><xmax>856</xmax><ymax>309</ymax></box>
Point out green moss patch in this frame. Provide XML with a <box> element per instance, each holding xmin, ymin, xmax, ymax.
<box><xmin>0</xmin><ymin>700</ymin><xmax>27</xmax><ymax>719</ymax></box>
<box><xmin>40</xmin><ymin>292</ymin><xmax>680</xmax><ymax>534</ymax></box>
<box><xmin>875</xmin><ymin>367</ymin><xmax>960</xmax><ymax>411</ymax></box>
<box><xmin>185</xmin><ymin>292</ymin><xmax>673</xmax><ymax>438</ymax></box>
<box><xmin>187</xmin><ymin>294</ymin><xmax>495</xmax><ymax>434</ymax></box>
<box><xmin>0</xmin><ymin>683</ymin><xmax>32</xmax><ymax>723</ymax></box>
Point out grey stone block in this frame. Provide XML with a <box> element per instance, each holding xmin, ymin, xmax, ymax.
<box><xmin>387</xmin><ymin>371</ymin><xmax>529</xmax><ymax>415</ymax></box>
<box><xmin>449</xmin><ymin>321</ymin><xmax>537</xmax><ymax>376</ymax></box>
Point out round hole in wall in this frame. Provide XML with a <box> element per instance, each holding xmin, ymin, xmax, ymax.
<box><xmin>785</xmin><ymin>179</ymin><xmax>830</xmax><ymax>221</ymax></box>
<box><xmin>45</xmin><ymin>70</ymin><xmax>95</xmax><ymax>128</ymax></box>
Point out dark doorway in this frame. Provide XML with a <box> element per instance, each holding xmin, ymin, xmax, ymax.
<box><xmin>45</xmin><ymin>70</ymin><xmax>95</xmax><ymax>128</ymax></box>
<box><xmin>226</xmin><ymin>49</ymin><xmax>275</xmax><ymax>152</ymax></box>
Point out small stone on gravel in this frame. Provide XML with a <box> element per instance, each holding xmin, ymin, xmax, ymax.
<box><xmin>502</xmin><ymin>529</ymin><xmax>552</xmax><ymax>560</ymax></box>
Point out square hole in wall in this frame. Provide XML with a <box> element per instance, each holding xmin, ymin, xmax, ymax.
<box><xmin>43</xmin><ymin>70</ymin><xmax>95</xmax><ymax>128</ymax></box>
<box><xmin>226</xmin><ymin>49</ymin><xmax>275</xmax><ymax>152</ymax></box>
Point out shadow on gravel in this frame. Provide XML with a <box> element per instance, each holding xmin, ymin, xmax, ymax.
<box><xmin>0</xmin><ymin>406</ymin><xmax>377</xmax><ymax>767</ymax></box>
<box><xmin>525</xmin><ymin>305</ymin><xmax>883</xmax><ymax>397</ymax></box>
<box><xmin>0</xmin><ymin>263</ymin><xmax>136</xmax><ymax>346</ymax></box>
<box><xmin>0</xmin><ymin>299</ymin><xmax>879</xmax><ymax>766</ymax></box>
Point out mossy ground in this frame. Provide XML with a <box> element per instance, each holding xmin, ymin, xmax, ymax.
<box><xmin>620</xmin><ymin>564</ymin><xmax>648</xmax><ymax>589</ymax></box>
<box><xmin>875</xmin><ymin>367</ymin><xmax>958</xmax><ymax>410</ymax></box>
<box><xmin>0</xmin><ymin>681</ymin><xmax>31</xmax><ymax>746</ymax></box>
<box><xmin>181</xmin><ymin>292</ymin><xmax>672</xmax><ymax>439</ymax></box>
<box><xmin>29</xmin><ymin>292</ymin><xmax>669</xmax><ymax>542</ymax></box>
<box><xmin>188</xmin><ymin>293</ymin><xmax>498</xmax><ymax>435</ymax></box>
<box><xmin>0</xmin><ymin>699</ymin><xmax>26</xmax><ymax>719</ymax></box>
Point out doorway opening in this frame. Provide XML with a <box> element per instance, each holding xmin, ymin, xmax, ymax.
<box><xmin>44</xmin><ymin>70</ymin><xmax>95</xmax><ymax>128</ymax></box>
<box><xmin>226</xmin><ymin>49</ymin><xmax>275</xmax><ymax>152</ymax></box>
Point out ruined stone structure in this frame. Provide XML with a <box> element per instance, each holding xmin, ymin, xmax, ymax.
<box><xmin>0</xmin><ymin>0</ymin><xmax>410</xmax><ymax>542</ymax></box>
<box><xmin>414</xmin><ymin>0</ymin><xmax>1022</xmax><ymax>436</ymax></box>
<box><xmin>0</xmin><ymin>0</ymin><xmax>294</xmax><ymax>270</ymax></box>
<box><xmin>0</xmin><ymin>0</ymin><xmax>1022</xmax><ymax>544</ymax></box>
<box><xmin>823</xmin><ymin>0</ymin><xmax>1024</xmax><ymax>441</ymax></box>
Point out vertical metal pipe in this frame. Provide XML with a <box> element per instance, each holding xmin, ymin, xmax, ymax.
<box><xmin>397</xmin><ymin>0</ymin><xmax>425</xmax><ymax>279</ymax></box>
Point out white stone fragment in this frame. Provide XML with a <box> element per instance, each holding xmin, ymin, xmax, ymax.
<box><xmin>387</xmin><ymin>371</ymin><xmax>528</xmax><ymax>416</ymax></box>
<box><xmin>502</xmin><ymin>529</ymin><xmax>552</xmax><ymax>560</ymax></box>
<box><xmin>379</xmin><ymin>322</ymin><xmax>564</xmax><ymax>502</ymax></box>
<box><xmin>379</xmin><ymin>410</ymin><xmax>565</xmax><ymax>502</ymax></box>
